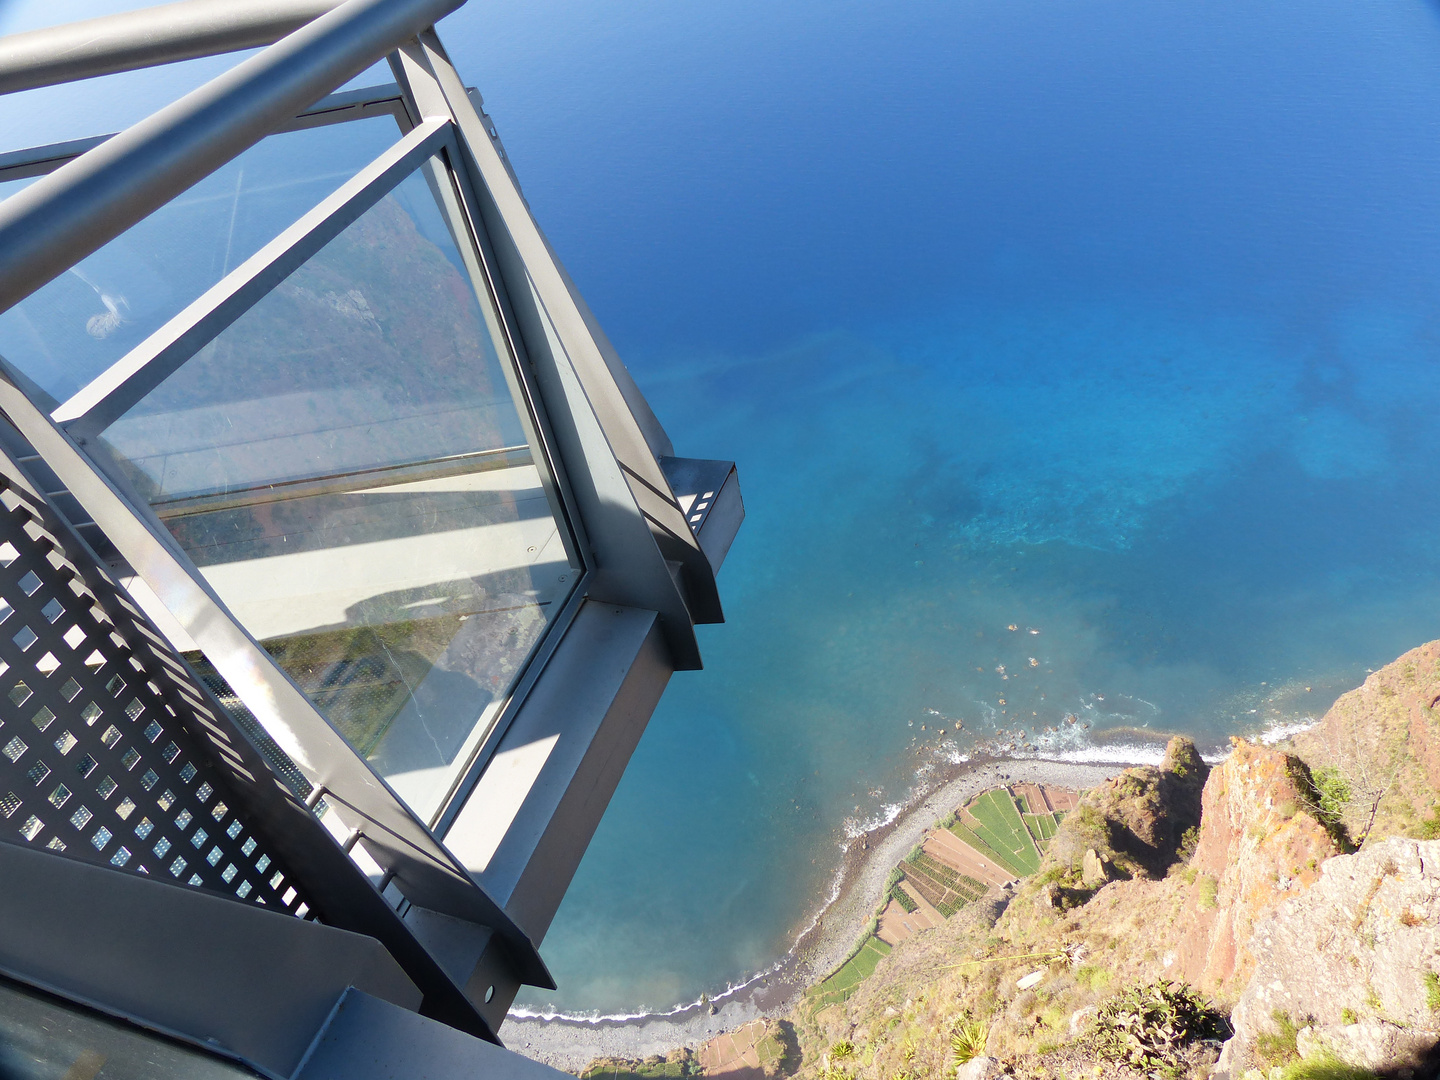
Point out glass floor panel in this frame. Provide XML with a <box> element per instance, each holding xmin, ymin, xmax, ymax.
<box><xmin>96</xmin><ymin>154</ymin><xmax>579</xmax><ymax>823</ymax></box>
<box><xmin>0</xmin><ymin>113</ymin><xmax>402</xmax><ymax>405</ymax></box>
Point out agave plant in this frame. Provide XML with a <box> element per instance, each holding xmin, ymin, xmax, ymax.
<box><xmin>950</xmin><ymin>1013</ymin><xmax>990</xmax><ymax>1065</ymax></box>
<box><xmin>1091</xmin><ymin>979</ymin><xmax>1230</xmax><ymax>1077</ymax></box>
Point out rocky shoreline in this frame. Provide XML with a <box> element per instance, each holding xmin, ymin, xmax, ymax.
<box><xmin>501</xmin><ymin>756</ymin><xmax>1129</xmax><ymax>1071</ymax></box>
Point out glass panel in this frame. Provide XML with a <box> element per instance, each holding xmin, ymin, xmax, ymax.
<box><xmin>95</xmin><ymin>155</ymin><xmax>580</xmax><ymax>823</ymax></box>
<box><xmin>0</xmin><ymin>114</ymin><xmax>401</xmax><ymax>404</ymax></box>
<box><xmin>0</xmin><ymin>971</ymin><xmax>262</xmax><ymax>1079</ymax></box>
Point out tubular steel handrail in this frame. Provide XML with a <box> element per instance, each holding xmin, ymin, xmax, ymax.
<box><xmin>0</xmin><ymin>0</ymin><xmax>346</xmax><ymax>95</ymax></box>
<box><xmin>0</xmin><ymin>0</ymin><xmax>464</xmax><ymax>315</ymax></box>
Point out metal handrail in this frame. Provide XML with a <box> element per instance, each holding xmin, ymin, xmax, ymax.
<box><xmin>148</xmin><ymin>445</ymin><xmax>534</xmax><ymax>519</ymax></box>
<box><xmin>0</xmin><ymin>0</ymin><xmax>345</xmax><ymax>95</ymax></box>
<box><xmin>0</xmin><ymin>0</ymin><xmax>465</xmax><ymax>315</ymax></box>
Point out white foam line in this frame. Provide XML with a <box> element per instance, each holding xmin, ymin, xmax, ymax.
<box><xmin>508</xmin><ymin>956</ymin><xmax>790</xmax><ymax>1024</ymax></box>
<box><xmin>844</xmin><ymin>801</ymin><xmax>905</xmax><ymax>840</ymax></box>
<box><xmin>510</xmin><ymin>732</ymin><xmax>1239</xmax><ymax>1025</ymax></box>
<box><xmin>1258</xmin><ymin>717</ymin><xmax>1319</xmax><ymax>745</ymax></box>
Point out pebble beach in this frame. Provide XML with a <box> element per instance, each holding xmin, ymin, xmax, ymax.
<box><xmin>502</xmin><ymin>755</ymin><xmax>1130</xmax><ymax>1071</ymax></box>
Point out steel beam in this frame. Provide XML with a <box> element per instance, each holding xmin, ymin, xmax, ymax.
<box><xmin>0</xmin><ymin>84</ymin><xmax>410</xmax><ymax>184</ymax></box>
<box><xmin>416</xmin><ymin>36</ymin><xmax>726</xmax><ymax>626</ymax></box>
<box><xmin>0</xmin><ymin>842</ymin><xmax>419</xmax><ymax>1078</ymax></box>
<box><xmin>0</xmin><ymin>0</ymin><xmax>346</xmax><ymax>96</ymax></box>
<box><xmin>297</xmin><ymin>988</ymin><xmax>578</xmax><ymax>1080</ymax></box>
<box><xmin>444</xmin><ymin>601</ymin><xmax>671</xmax><ymax>945</ymax></box>
<box><xmin>390</xmin><ymin>40</ymin><xmax>715</xmax><ymax>670</ymax></box>
<box><xmin>0</xmin><ymin>0</ymin><xmax>466</xmax><ymax>315</ymax></box>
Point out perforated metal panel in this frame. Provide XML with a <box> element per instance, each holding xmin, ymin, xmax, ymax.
<box><xmin>0</xmin><ymin>472</ymin><xmax>310</xmax><ymax>914</ymax></box>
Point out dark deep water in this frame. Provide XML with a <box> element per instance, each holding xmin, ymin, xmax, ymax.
<box><xmin>4</xmin><ymin>0</ymin><xmax>1440</xmax><ymax>1017</ymax></box>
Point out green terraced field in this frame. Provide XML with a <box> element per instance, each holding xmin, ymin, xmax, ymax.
<box><xmin>900</xmin><ymin>851</ymin><xmax>986</xmax><ymax>917</ymax></box>
<box><xmin>947</xmin><ymin>819</ymin><xmax>1030</xmax><ymax>878</ymax></box>
<box><xmin>807</xmin><ymin>935</ymin><xmax>892</xmax><ymax>1009</ymax></box>
<box><xmin>1023</xmin><ymin>811</ymin><xmax>1059</xmax><ymax>841</ymax></box>
<box><xmin>891</xmin><ymin>883</ymin><xmax>918</xmax><ymax>913</ymax></box>
<box><xmin>950</xmin><ymin>823</ymin><xmax>1031</xmax><ymax>881</ymax></box>
<box><xmin>964</xmin><ymin>790</ymin><xmax>1042</xmax><ymax>875</ymax></box>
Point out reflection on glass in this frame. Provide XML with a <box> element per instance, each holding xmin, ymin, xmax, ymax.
<box><xmin>96</xmin><ymin>157</ymin><xmax>579</xmax><ymax>822</ymax></box>
<box><xmin>0</xmin><ymin>115</ymin><xmax>401</xmax><ymax>404</ymax></box>
<box><xmin>0</xmin><ymin>972</ymin><xmax>261</xmax><ymax>1079</ymax></box>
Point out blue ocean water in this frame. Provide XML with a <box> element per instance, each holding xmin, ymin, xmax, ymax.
<box><xmin>4</xmin><ymin>0</ymin><xmax>1440</xmax><ymax>1020</ymax></box>
<box><xmin>438</xmin><ymin>0</ymin><xmax>1440</xmax><ymax>1014</ymax></box>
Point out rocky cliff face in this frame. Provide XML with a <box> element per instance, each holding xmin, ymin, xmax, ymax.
<box><xmin>1173</xmin><ymin>738</ymin><xmax>1341</xmax><ymax>998</ymax></box>
<box><xmin>1293</xmin><ymin>639</ymin><xmax>1440</xmax><ymax>844</ymax></box>
<box><xmin>787</xmin><ymin>736</ymin><xmax>1356</xmax><ymax>1077</ymax></box>
<box><xmin>1214</xmin><ymin>837</ymin><xmax>1440</xmax><ymax>1078</ymax></box>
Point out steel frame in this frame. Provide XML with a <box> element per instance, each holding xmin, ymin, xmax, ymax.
<box><xmin>0</xmin><ymin>0</ymin><xmax>349</xmax><ymax>95</ymax></box>
<box><xmin>0</xmin><ymin>83</ymin><xmax>413</xmax><ymax>184</ymax></box>
<box><xmin>55</xmin><ymin>117</ymin><xmax>453</xmax><ymax>435</ymax></box>
<box><xmin>0</xmin><ymin>0</ymin><xmax>743</xmax><ymax>1052</ymax></box>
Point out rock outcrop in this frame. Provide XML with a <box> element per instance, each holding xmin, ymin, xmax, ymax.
<box><xmin>1213</xmin><ymin>837</ymin><xmax>1440</xmax><ymax>1078</ymax></box>
<box><xmin>1173</xmin><ymin>738</ymin><xmax>1341</xmax><ymax>998</ymax></box>
<box><xmin>1047</xmin><ymin>736</ymin><xmax>1209</xmax><ymax>881</ymax></box>
<box><xmin>1292</xmin><ymin>639</ymin><xmax>1440</xmax><ymax>844</ymax></box>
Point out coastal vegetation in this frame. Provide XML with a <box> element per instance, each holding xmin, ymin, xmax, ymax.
<box><xmin>806</xmin><ymin>936</ymin><xmax>892</xmax><ymax>1011</ymax></box>
<box><xmin>1090</xmin><ymin>981</ymin><xmax>1229</xmax><ymax>1075</ymax></box>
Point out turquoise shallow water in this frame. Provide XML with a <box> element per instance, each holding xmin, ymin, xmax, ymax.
<box><xmin>4</xmin><ymin>0</ymin><xmax>1440</xmax><ymax>1022</ymax></box>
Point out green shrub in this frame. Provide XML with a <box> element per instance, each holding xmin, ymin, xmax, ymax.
<box><xmin>891</xmin><ymin>883</ymin><xmax>918</xmax><ymax>914</ymax></box>
<box><xmin>1091</xmin><ymin>980</ymin><xmax>1229</xmax><ymax>1075</ymax></box>
<box><xmin>1075</xmin><ymin>965</ymin><xmax>1113</xmax><ymax>993</ymax></box>
<box><xmin>950</xmin><ymin>1013</ymin><xmax>989</xmax><ymax>1064</ymax></box>
<box><xmin>1255</xmin><ymin>1010</ymin><xmax>1303</xmax><ymax>1069</ymax></box>
<box><xmin>1277</xmin><ymin>1051</ymin><xmax>1380</xmax><ymax>1079</ymax></box>
<box><xmin>1340</xmin><ymin>1007</ymin><xmax>1357</xmax><ymax>1025</ymax></box>
<box><xmin>1312</xmin><ymin>767</ymin><xmax>1352</xmax><ymax>828</ymax></box>
<box><xmin>1411</xmin><ymin>813</ymin><xmax>1440</xmax><ymax>840</ymax></box>
<box><xmin>1197</xmin><ymin>874</ymin><xmax>1219</xmax><ymax>911</ymax></box>
<box><xmin>1425</xmin><ymin>971</ymin><xmax>1440</xmax><ymax>1012</ymax></box>
<box><xmin>1176</xmin><ymin>826</ymin><xmax>1200</xmax><ymax>864</ymax></box>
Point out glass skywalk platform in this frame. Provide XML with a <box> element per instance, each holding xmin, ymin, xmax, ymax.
<box><xmin>0</xmin><ymin>0</ymin><xmax>742</xmax><ymax>1074</ymax></box>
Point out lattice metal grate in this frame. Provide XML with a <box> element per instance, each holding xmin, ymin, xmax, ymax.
<box><xmin>0</xmin><ymin>473</ymin><xmax>310</xmax><ymax>915</ymax></box>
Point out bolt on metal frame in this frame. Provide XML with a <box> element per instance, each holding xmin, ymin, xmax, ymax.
<box><xmin>0</xmin><ymin>0</ymin><xmax>742</xmax><ymax>1053</ymax></box>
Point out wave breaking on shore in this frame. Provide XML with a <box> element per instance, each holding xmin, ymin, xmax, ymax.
<box><xmin>506</xmin><ymin>703</ymin><xmax>1328</xmax><ymax>1043</ymax></box>
<box><xmin>506</xmin><ymin>738</ymin><xmax>1167</xmax><ymax>1035</ymax></box>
